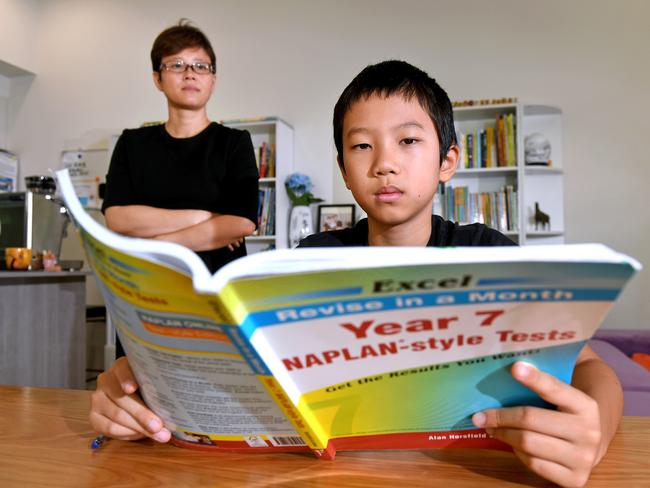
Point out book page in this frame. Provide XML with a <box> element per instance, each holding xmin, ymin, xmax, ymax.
<box><xmin>56</xmin><ymin>170</ymin><xmax>307</xmax><ymax>451</ymax></box>
<box><xmin>81</xmin><ymin>229</ymin><xmax>305</xmax><ymax>450</ymax></box>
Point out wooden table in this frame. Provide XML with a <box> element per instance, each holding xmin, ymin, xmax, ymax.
<box><xmin>0</xmin><ymin>385</ymin><xmax>648</xmax><ymax>487</ymax></box>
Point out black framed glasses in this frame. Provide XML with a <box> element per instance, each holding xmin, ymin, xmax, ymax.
<box><xmin>159</xmin><ymin>60</ymin><xmax>216</xmax><ymax>75</ymax></box>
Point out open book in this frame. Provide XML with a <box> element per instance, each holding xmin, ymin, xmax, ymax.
<box><xmin>56</xmin><ymin>169</ymin><xmax>640</xmax><ymax>459</ymax></box>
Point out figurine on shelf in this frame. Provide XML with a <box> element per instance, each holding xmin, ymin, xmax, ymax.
<box><xmin>524</xmin><ymin>133</ymin><xmax>551</xmax><ymax>166</ymax></box>
<box><xmin>534</xmin><ymin>202</ymin><xmax>550</xmax><ymax>231</ymax></box>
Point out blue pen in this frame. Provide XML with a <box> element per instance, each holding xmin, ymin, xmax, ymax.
<box><xmin>91</xmin><ymin>435</ymin><xmax>106</xmax><ymax>449</ymax></box>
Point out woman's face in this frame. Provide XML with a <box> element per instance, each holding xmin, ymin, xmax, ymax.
<box><xmin>153</xmin><ymin>46</ymin><xmax>216</xmax><ymax>111</ymax></box>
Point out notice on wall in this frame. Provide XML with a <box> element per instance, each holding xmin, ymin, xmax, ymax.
<box><xmin>62</xmin><ymin>150</ymin><xmax>101</xmax><ymax>208</ymax></box>
<box><xmin>0</xmin><ymin>149</ymin><xmax>18</xmax><ymax>192</ymax></box>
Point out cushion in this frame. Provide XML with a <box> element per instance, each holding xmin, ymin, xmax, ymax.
<box><xmin>588</xmin><ymin>339</ymin><xmax>650</xmax><ymax>392</ymax></box>
<box><xmin>623</xmin><ymin>390</ymin><xmax>650</xmax><ymax>416</ymax></box>
<box><xmin>632</xmin><ymin>353</ymin><xmax>650</xmax><ymax>372</ymax></box>
<box><xmin>593</xmin><ymin>329</ymin><xmax>650</xmax><ymax>356</ymax></box>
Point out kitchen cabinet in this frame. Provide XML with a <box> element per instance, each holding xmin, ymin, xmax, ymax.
<box><xmin>0</xmin><ymin>271</ymin><xmax>88</xmax><ymax>388</ymax></box>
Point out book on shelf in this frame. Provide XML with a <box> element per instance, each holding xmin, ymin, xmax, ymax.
<box><xmin>432</xmin><ymin>183</ymin><xmax>445</xmax><ymax>217</ymax></box>
<box><xmin>444</xmin><ymin>185</ymin><xmax>518</xmax><ymax>233</ymax></box>
<box><xmin>255</xmin><ymin>189</ymin><xmax>264</xmax><ymax>233</ymax></box>
<box><xmin>505</xmin><ymin>113</ymin><xmax>516</xmax><ymax>166</ymax></box>
<box><xmin>496</xmin><ymin>115</ymin><xmax>506</xmax><ymax>166</ymax></box>
<box><xmin>254</xmin><ymin>187</ymin><xmax>275</xmax><ymax>236</ymax></box>
<box><xmin>257</xmin><ymin>141</ymin><xmax>266</xmax><ymax>178</ymax></box>
<box><xmin>256</xmin><ymin>142</ymin><xmax>275</xmax><ymax>179</ymax></box>
<box><xmin>265</xmin><ymin>144</ymin><xmax>275</xmax><ymax>178</ymax></box>
<box><xmin>485</xmin><ymin>126</ymin><xmax>495</xmax><ymax>168</ymax></box>
<box><xmin>456</xmin><ymin>112</ymin><xmax>515</xmax><ymax>170</ymax></box>
<box><xmin>505</xmin><ymin>185</ymin><xmax>518</xmax><ymax>231</ymax></box>
<box><xmin>56</xmin><ymin>169</ymin><xmax>640</xmax><ymax>459</ymax></box>
<box><xmin>466</xmin><ymin>133</ymin><xmax>474</xmax><ymax>168</ymax></box>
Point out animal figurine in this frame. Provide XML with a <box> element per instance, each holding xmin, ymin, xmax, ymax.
<box><xmin>534</xmin><ymin>202</ymin><xmax>550</xmax><ymax>230</ymax></box>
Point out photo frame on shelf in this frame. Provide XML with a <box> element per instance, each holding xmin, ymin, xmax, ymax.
<box><xmin>317</xmin><ymin>204</ymin><xmax>356</xmax><ymax>232</ymax></box>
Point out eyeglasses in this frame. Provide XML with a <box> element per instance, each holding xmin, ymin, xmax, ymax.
<box><xmin>159</xmin><ymin>60</ymin><xmax>216</xmax><ymax>75</ymax></box>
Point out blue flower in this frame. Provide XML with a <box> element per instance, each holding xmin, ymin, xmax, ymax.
<box><xmin>285</xmin><ymin>172</ymin><xmax>323</xmax><ymax>206</ymax></box>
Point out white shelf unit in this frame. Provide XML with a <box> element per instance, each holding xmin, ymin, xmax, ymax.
<box><xmin>223</xmin><ymin>118</ymin><xmax>294</xmax><ymax>252</ymax></box>
<box><xmin>520</xmin><ymin>105</ymin><xmax>564</xmax><ymax>245</ymax></box>
<box><xmin>450</xmin><ymin>103</ymin><xmax>564</xmax><ymax>245</ymax></box>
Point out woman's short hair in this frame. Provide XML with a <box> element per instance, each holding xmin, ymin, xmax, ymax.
<box><xmin>150</xmin><ymin>19</ymin><xmax>216</xmax><ymax>72</ymax></box>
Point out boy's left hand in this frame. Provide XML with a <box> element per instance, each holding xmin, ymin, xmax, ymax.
<box><xmin>472</xmin><ymin>361</ymin><xmax>602</xmax><ymax>488</ymax></box>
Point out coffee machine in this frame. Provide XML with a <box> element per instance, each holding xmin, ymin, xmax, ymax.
<box><xmin>0</xmin><ymin>191</ymin><xmax>69</xmax><ymax>268</ymax></box>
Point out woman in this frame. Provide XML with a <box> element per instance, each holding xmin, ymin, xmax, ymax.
<box><xmin>91</xmin><ymin>20</ymin><xmax>258</xmax><ymax>442</ymax></box>
<box><xmin>102</xmin><ymin>20</ymin><xmax>258</xmax><ymax>272</ymax></box>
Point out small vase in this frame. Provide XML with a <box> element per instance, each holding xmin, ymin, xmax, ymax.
<box><xmin>289</xmin><ymin>205</ymin><xmax>313</xmax><ymax>248</ymax></box>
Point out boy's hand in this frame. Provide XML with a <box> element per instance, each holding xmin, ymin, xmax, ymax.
<box><xmin>472</xmin><ymin>361</ymin><xmax>602</xmax><ymax>488</ymax></box>
<box><xmin>89</xmin><ymin>357</ymin><xmax>171</xmax><ymax>443</ymax></box>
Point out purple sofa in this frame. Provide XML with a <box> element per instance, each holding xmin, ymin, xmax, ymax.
<box><xmin>589</xmin><ymin>329</ymin><xmax>650</xmax><ymax>416</ymax></box>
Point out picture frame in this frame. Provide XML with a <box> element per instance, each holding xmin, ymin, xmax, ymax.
<box><xmin>317</xmin><ymin>204</ymin><xmax>356</xmax><ymax>232</ymax></box>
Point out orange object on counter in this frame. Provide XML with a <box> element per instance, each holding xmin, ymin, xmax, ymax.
<box><xmin>5</xmin><ymin>247</ymin><xmax>32</xmax><ymax>270</ymax></box>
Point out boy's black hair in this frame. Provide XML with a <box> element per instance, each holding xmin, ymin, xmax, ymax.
<box><xmin>333</xmin><ymin>60</ymin><xmax>456</xmax><ymax>167</ymax></box>
<box><xmin>151</xmin><ymin>19</ymin><xmax>216</xmax><ymax>73</ymax></box>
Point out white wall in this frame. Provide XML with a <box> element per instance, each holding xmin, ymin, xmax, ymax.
<box><xmin>4</xmin><ymin>0</ymin><xmax>649</xmax><ymax>328</ymax></box>
<box><xmin>0</xmin><ymin>0</ymin><xmax>40</xmax><ymax>73</ymax></box>
<box><xmin>0</xmin><ymin>0</ymin><xmax>39</xmax><ymax>149</ymax></box>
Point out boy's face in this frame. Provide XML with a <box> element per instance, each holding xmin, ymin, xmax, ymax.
<box><xmin>339</xmin><ymin>94</ymin><xmax>457</xmax><ymax>230</ymax></box>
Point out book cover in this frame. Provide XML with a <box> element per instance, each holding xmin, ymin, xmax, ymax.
<box><xmin>55</xmin><ymin>170</ymin><xmax>640</xmax><ymax>459</ymax></box>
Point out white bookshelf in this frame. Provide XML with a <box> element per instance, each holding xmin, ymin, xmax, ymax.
<box><xmin>450</xmin><ymin>103</ymin><xmax>565</xmax><ymax>245</ymax></box>
<box><xmin>223</xmin><ymin>118</ymin><xmax>294</xmax><ymax>252</ymax></box>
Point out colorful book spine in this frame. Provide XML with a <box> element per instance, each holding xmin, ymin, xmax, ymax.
<box><xmin>486</xmin><ymin>127</ymin><xmax>495</xmax><ymax>168</ymax></box>
<box><xmin>496</xmin><ymin>116</ymin><xmax>506</xmax><ymax>166</ymax></box>
<box><xmin>259</xmin><ymin>142</ymin><xmax>268</xmax><ymax>177</ymax></box>
<box><xmin>445</xmin><ymin>185</ymin><xmax>453</xmax><ymax>221</ymax></box>
<box><xmin>443</xmin><ymin>186</ymin><xmax>518</xmax><ymax>233</ymax></box>
<box><xmin>267</xmin><ymin>145</ymin><xmax>276</xmax><ymax>178</ymax></box>
<box><xmin>459</xmin><ymin>133</ymin><xmax>467</xmax><ymax>169</ymax></box>
<box><xmin>506</xmin><ymin>113</ymin><xmax>516</xmax><ymax>166</ymax></box>
<box><xmin>479</xmin><ymin>130</ymin><xmax>487</xmax><ymax>168</ymax></box>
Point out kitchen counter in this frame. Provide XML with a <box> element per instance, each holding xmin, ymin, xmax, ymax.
<box><xmin>0</xmin><ymin>270</ymin><xmax>91</xmax><ymax>277</ymax></box>
<box><xmin>0</xmin><ymin>270</ymin><xmax>89</xmax><ymax>389</ymax></box>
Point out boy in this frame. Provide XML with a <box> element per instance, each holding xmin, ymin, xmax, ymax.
<box><xmin>300</xmin><ymin>60</ymin><xmax>622</xmax><ymax>488</ymax></box>
<box><xmin>300</xmin><ymin>61</ymin><xmax>514</xmax><ymax>248</ymax></box>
